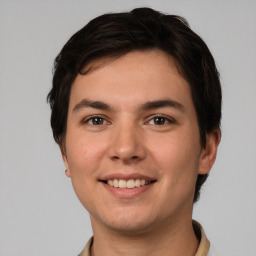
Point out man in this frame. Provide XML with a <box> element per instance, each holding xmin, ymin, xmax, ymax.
<box><xmin>48</xmin><ymin>7</ymin><xmax>221</xmax><ymax>256</ymax></box>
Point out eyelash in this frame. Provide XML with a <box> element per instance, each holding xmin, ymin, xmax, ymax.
<box><xmin>146</xmin><ymin>115</ymin><xmax>176</xmax><ymax>126</ymax></box>
<box><xmin>81</xmin><ymin>115</ymin><xmax>110</xmax><ymax>126</ymax></box>
<box><xmin>81</xmin><ymin>115</ymin><xmax>176</xmax><ymax>126</ymax></box>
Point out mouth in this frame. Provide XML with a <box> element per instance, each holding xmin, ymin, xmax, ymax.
<box><xmin>99</xmin><ymin>174</ymin><xmax>157</xmax><ymax>198</ymax></box>
<box><xmin>102</xmin><ymin>179</ymin><xmax>155</xmax><ymax>189</ymax></box>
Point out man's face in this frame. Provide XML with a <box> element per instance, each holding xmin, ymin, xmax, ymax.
<box><xmin>62</xmin><ymin>50</ymin><xmax>217</xmax><ymax>233</ymax></box>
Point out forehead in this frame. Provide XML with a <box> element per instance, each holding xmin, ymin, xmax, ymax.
<box><xmin>69</xmin><ymin>50</ymin><xmax>193</xmax><ymax>110</ymax></box>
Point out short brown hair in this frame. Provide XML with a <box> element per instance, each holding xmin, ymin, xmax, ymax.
<box><xmin>47</xmin><ymin>7</ymin><xmax>222</xmax><ymax>202</ymax></box>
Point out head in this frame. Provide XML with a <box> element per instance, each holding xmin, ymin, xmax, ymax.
<box><xmin>47</xmin><ymin>7</ymin><xmax>221</xmax><ymax>203</ymax></box>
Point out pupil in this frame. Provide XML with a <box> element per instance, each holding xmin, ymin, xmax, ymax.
<box><xmin>155</xmin><ymin>117</ymin><xmax>165</xmax><ymax>125</ymax></box>
<box><xmin>93</xmin><ymin>118</ymin><xmax>103</xmax><ymax>125</ymax></box>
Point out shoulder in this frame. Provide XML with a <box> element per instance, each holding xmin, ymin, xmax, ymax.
<box><xmin>208</xmin><ymin>245</ymin><xmax>220</xmax><ymax>256</ymax></box>
<box><xmin>193</xmin><ymin>220</ymin><xmax>220</xmax><ymax>256</ymax></box>
<box><xmin>78</xmin><ymin>237</ymin><xmax>93</xmax><ymax>256</ymax></box>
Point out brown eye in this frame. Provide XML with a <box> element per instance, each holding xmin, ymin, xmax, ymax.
<box><xmin>153</xmin><ymin>117</ymin><xmax>167</xmax><ymax>125</ymax></box>
<box><xmin>86</xmin><ymin>117</ymin><xmax>107</xmax><ymax>125</ymax></box>
<box><xmin>91</xmin><ymin>117</ymin><xmax>104</xmax><ymax>125</ymax></box>
<box><xmin>147</xmin><ymin>115</ymin><xmax>175</xmax><ymax>126</ymax></box>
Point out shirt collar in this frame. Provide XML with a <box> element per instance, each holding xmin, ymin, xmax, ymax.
<box><xmin>193</xmin><ymin>220</ymin><xmax>210</xmax><ymax>256</ymax></box>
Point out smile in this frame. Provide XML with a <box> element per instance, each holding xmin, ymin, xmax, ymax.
<box><xmin>105</xmin><ymin>179</ymin><xmax>154</xmax><ymax>189</ymax></box>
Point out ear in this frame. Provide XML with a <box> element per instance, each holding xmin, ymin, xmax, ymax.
<box><xmin>60</xmin><ymin>144</ymin><xmax>71</xmax><ymax>178</ymax></box>
<box><xmin>198</xmin><ymin>129</ymin><xmax>221</xmax><ymax>175</ymax></box>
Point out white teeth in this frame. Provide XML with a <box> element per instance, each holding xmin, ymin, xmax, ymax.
<box><xmin>119</xmin><ymin>179</ymin><xmax>127</xmax><ymax>188</ymax></box>
<box><xmin>127</xmin><ymin>179</ymin><xmax>135</xmax><ymax>188</ymax></box>
<box><xmin>107</xmin><ymin>180</ymin><xmax>113</xmax><ymax>186</ymax></box>
<box><xmin>135</xmin><ymin>179</ymin><xmax>140</xmax><ymax>187</ymax></box>
<box><xmin>113</xmin><ymin>179</ymin><xmax>119</xmax><ymax>187</ymax></box>
<box><xmin>106</xmin><ymin>179</ymin><xmax>152</xmax><ymax>188</ymax></box>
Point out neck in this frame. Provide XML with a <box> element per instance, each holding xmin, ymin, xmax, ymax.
<box><xmin>90</xmin><ymin>216</ymin><xmax>199</xmax><ymax>256</ymax></box>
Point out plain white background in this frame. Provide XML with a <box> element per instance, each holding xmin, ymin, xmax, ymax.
<box><xmin>0</xmin><ymin>0</ymin><xmax>255</xmax><ymax>255</ymax></box>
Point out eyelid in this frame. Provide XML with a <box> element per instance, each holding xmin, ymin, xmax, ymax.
<box><xmin>81</xmin><ymin>114</ymin><xmax>111</xmax><ymax>125</ymax></box>
<box><xmin>145</xmin><ymin>114</ymin><xmax>176</xmax><ymax>125</ymax></box>
<box><xmin>80</xmin><ymin>114</ymin><xmax>176</xmax><ymax>126</ymax></box>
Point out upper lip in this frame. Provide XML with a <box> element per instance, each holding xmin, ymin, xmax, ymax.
<box><xmin>99</xmin><ymin>173</ymin><xmax>156</xmax><ymax>181</ymax></box>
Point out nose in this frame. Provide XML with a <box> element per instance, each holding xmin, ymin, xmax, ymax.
<box><xmin>109</xmin><ymin>122</ymin><xmax>146</xmax><ymax>164</ymax></box>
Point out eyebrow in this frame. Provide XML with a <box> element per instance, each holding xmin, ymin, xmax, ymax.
<box><xmin>73</xmin><ymin>99</ymin><xmax>111</xmax><ymax>112</ymax></box>
<box><xmin>72</xmin><ymin>98</ymin><xmax>185</xmax><ymax>113</ymax></box>
<box><xmin>139</xmin><ymin>99</ymin><xmax>185</xmax><ymax>112</ymax></box>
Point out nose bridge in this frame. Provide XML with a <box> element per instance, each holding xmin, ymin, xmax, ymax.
<box><xmin>110</xmin><ymin>117</ymin><xmax>146</xmax><ymax>162</ymax></box>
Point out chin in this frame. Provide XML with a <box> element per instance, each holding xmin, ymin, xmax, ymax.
<box><xmin>107</xmin><ymin>218</ymin><xmax>155</xmax><ymax>234</ymax></box>
<box><xmin>94</xmin><ymin>208</ymin><xmax>159</xmax><ymax>234</ymax></box>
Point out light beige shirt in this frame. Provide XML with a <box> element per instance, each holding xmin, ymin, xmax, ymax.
<box><xmin>78</xmin><ymin>221</ymin><xmax>210</xmax><ymax>256</ymax></box>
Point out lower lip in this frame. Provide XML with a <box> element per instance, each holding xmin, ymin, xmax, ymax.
<box><xmin>102</xmin><ymin>182</ymin><xmax>154</xmax><ymax>198</ymax></box>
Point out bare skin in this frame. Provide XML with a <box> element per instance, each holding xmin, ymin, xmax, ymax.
<box><xmin>62</xmin><ymin>50</ymin><xmax>220</xmax><ymax>256</ymax></box>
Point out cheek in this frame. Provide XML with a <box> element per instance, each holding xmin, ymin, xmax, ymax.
<box><xmin>65</xmin><ymin>131</ymin><xmax>107</xmax><ymax>172</ymax></box>
<box><xmin>149</xmin><ymin>130</ymin><xmax>201</xmax><ymax>184</ymax></box>
<box><xmin>65</xmin><ymin>133</ymin><xmax>106</xmax><ymax>207</ymax></box>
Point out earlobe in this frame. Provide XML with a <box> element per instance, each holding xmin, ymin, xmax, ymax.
<box><xmin>198</xmin><ymin>129</ymin><xmax>221</xmax><ymax>175</ymax></box>
<box><xmin>62</xmin><ymin>154</ymin><xmax>71</xmax><ymax>178</ymax></box>
<box><xmin>60</xmin><ymin>145</ymin><xmax>71</xmax><ymax>178</ymax></box>
<box><xmin>65</xmin><ymin>169</ymin><xmax>71</xmax><ymax>177</ymax></box>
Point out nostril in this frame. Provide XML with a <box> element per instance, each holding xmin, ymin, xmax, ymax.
<box><xmin>111</xmin><ymin>155</ymin><xmax>139</xmax><ymax>160</ymax></box>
